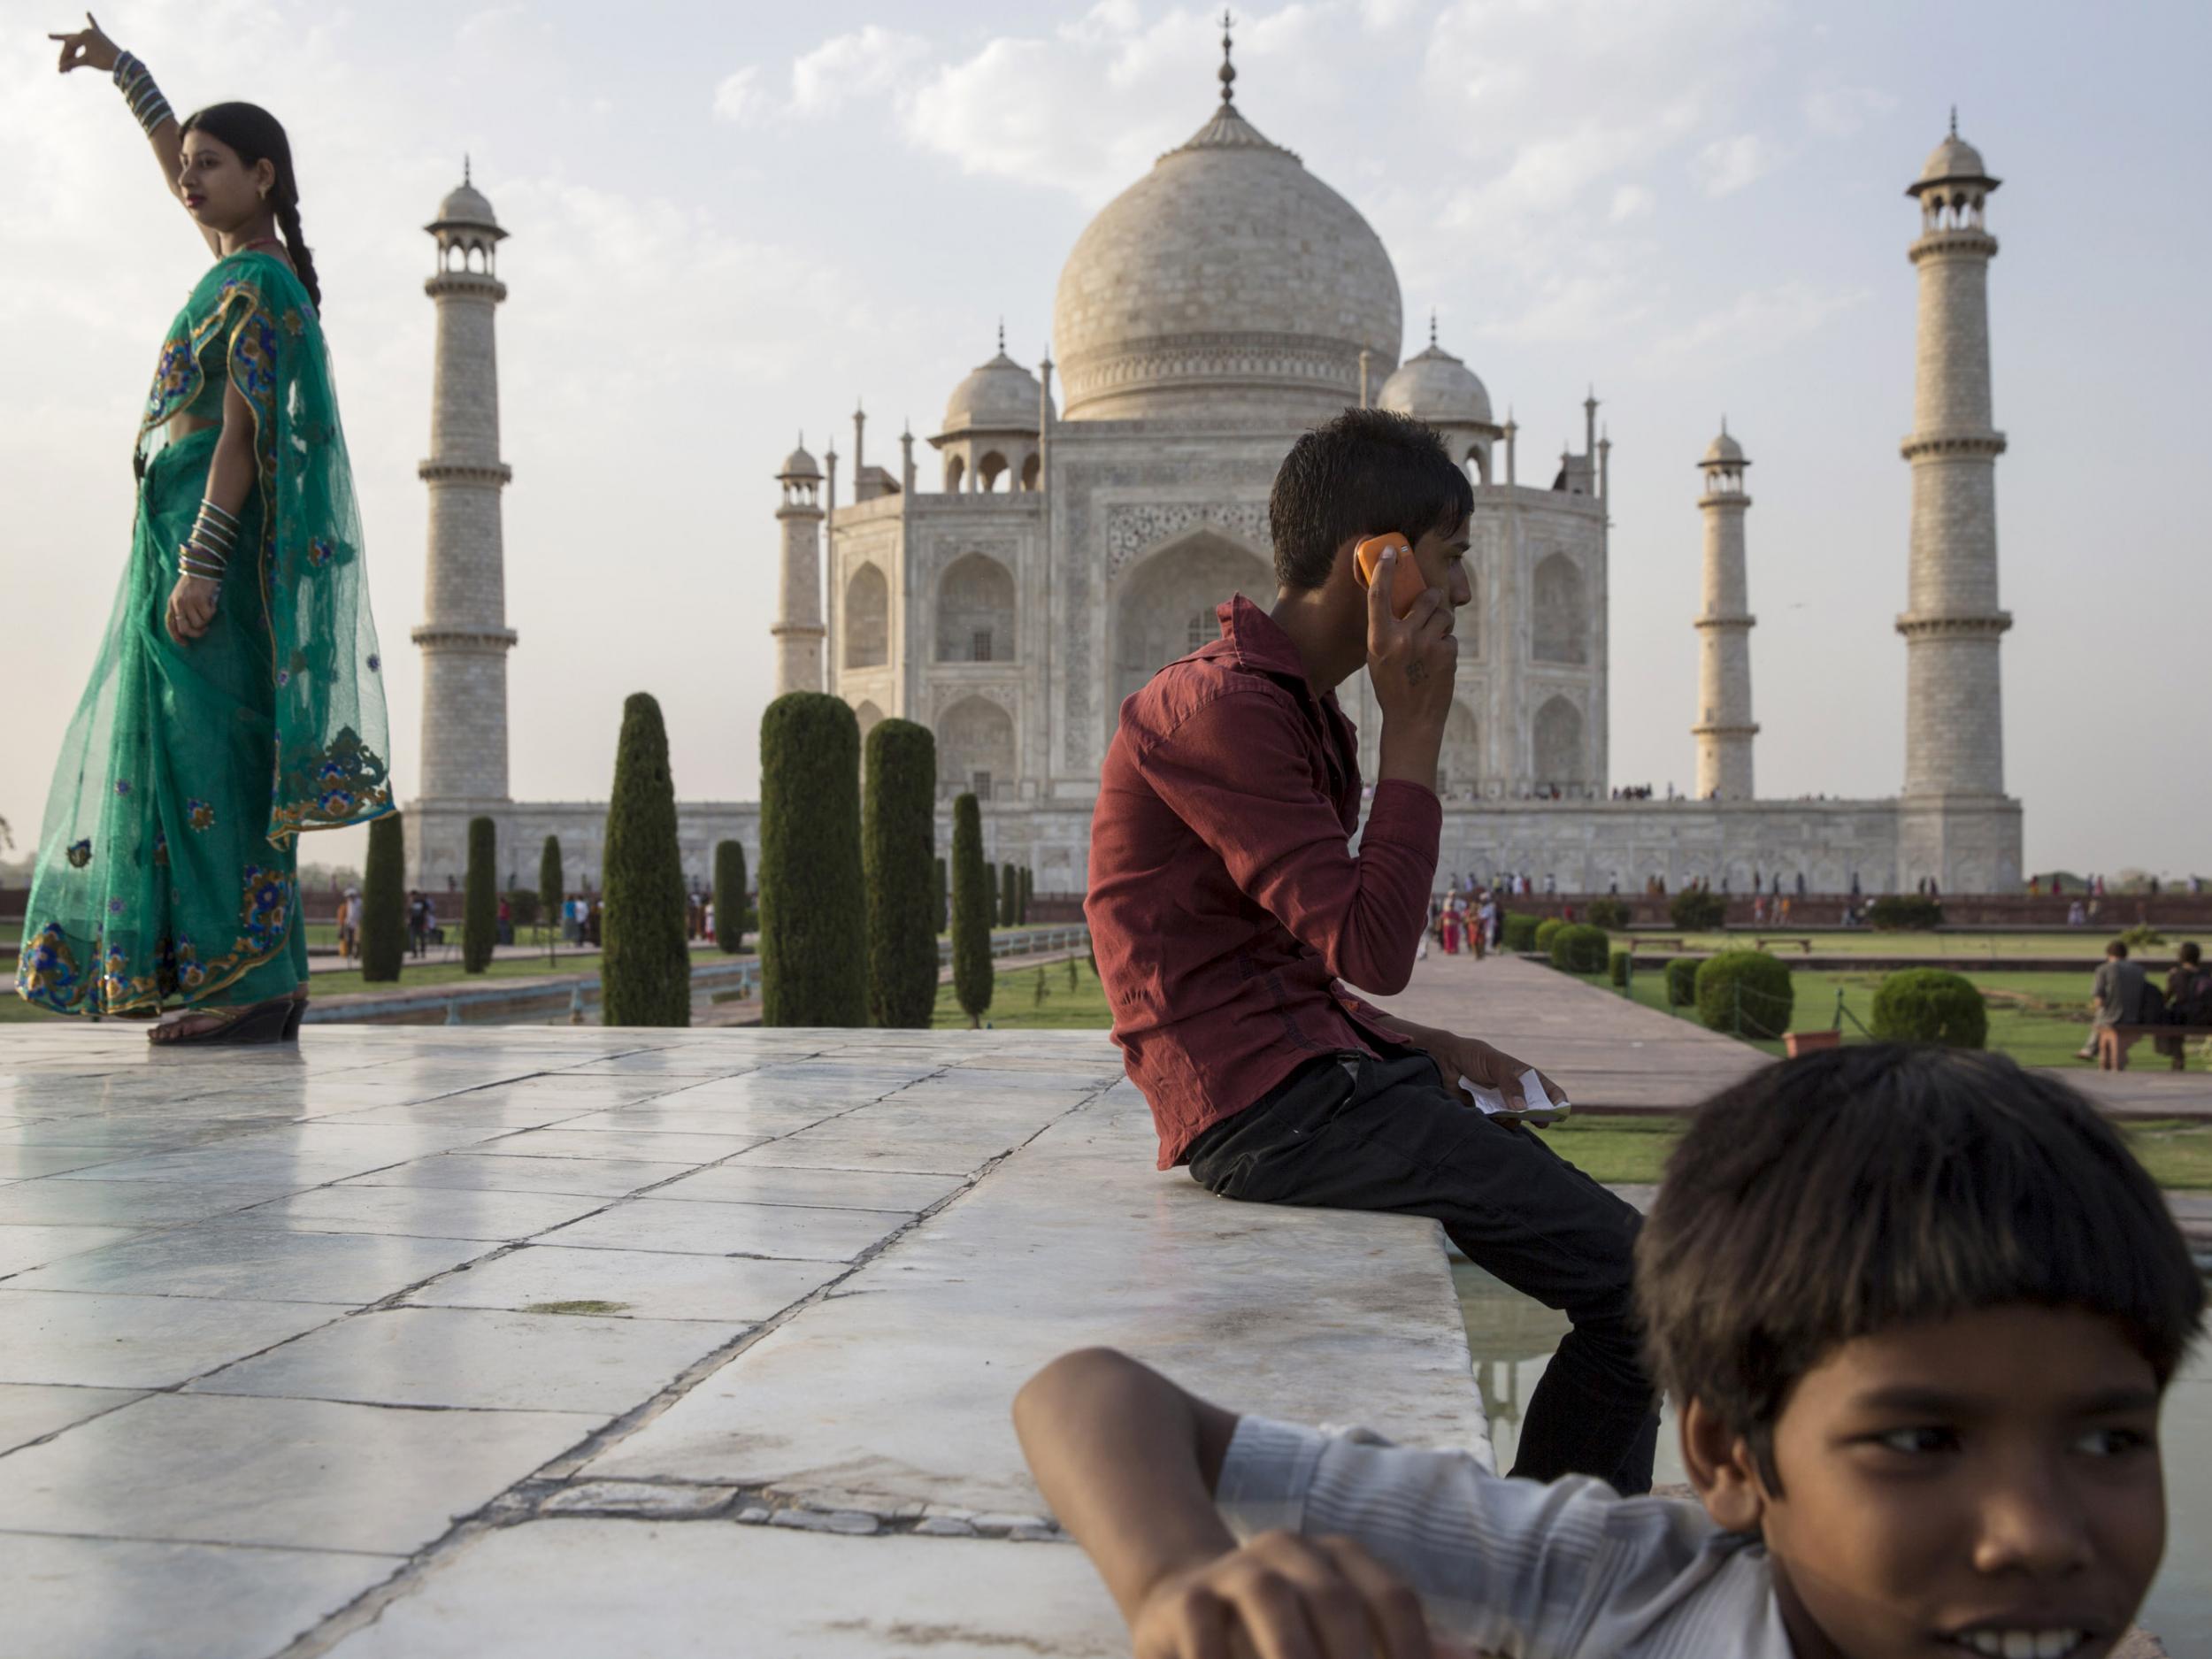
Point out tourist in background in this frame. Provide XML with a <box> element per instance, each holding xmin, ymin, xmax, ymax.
<box><xmin>2157</xmin><ymin>941</ymin><xmax>2208</xmax><ymax>1072</ymax></box>
<box><xmin>334</xmin><ymin>887</ymin><xmax>360</xmax><ymax>966</ymax></box>
<box><xmin>18</xmin><ymin>20</ymin><xmax>390</xmax><ymax>1041</ymax></box>
<box><xmin>2086</xmin><ymin>938</ymin><xmax>2146</xmax><ymax>1067</ymax></box>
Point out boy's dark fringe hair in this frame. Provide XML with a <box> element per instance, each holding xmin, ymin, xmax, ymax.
<box><xmin>1268</xmin><ymin>408</ymin><xmax>1473</xmax><ymax>591</ymax></box>
<box><xmin>1636</xmin><ymin>1044</ymin><xmax>2203</xmax><ymax>1486</ymax></box>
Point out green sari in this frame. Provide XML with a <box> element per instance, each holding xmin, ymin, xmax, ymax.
<box><xmin>16</xmin><ymin>250</ymin><xmax>392</xmax><ymax>1018</ymax></box>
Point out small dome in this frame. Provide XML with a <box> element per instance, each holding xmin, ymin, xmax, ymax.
<box><xmin>941</xmin><ymin>349</ymin><xmax>1046</xmax><ymax>435</ymax></box>
<box><xmin>780</xmin><ymin>442</ymin><xmax>820</xmax><ymax>480</ymax></box>
<box><xmin>1909</xmin><ymin>123</ymin><xmax>1997</xmax><ymax>196</ymax></box>
<box><xmin>1378</xmin><ymin>342</ymin><xmax>1492</xmax><ymax>427</ymax></box>
<box><xmin>436</xmin><ymin>179</ymin><xmax>499</xmax><ymax>228</ymax></box>
<box><xmin>1701</xmin><ymin>427</ymin><xmax>1747</xmax><ymax>466</ymax></box>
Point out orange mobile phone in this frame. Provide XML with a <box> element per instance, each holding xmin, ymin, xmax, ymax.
<box><xmin>1355</xmin><ymin>533</ymin><xmax>1428</xmax><ymax>618</ymax></box>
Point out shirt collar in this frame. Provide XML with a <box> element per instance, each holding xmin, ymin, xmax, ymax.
<box><xmin>1214</xmin><ymin>595</ymin><xmax>1348</xmax><ymax>723</ymax></box>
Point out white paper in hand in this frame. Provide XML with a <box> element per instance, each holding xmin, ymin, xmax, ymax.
<box><xmin>1460</xmin><ymin>1066</ymin><xmax>1571</xmax><ymax>1125</ymax></box>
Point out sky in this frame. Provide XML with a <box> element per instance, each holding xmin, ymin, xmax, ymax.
<box><xmin>2</xmin><ymin>0</ymin><xmax>2207</xmax><ymax>882</ymax></box>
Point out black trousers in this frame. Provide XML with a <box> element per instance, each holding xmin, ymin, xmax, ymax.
<box><xmin>1187</xmin><ymin>1043</ymin><xmax>1659</xmax><ymax>1494</ymax></box>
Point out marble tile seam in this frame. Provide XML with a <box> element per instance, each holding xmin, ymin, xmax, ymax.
<box><xmin>0</xmin><ymin>1523</ymin><xmax>407</xmax><ymax>1562</ymax></box>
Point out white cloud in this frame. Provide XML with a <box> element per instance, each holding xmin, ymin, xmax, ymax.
<box><xmin>1804</xmin><ymin>83</ymin><xmax>1896</xmax><ymax>138</ymax></box>
<box><xmin>1609</xmin><ymin>184</ymin><xmax>1656</xmax><ymax>223</ymax></box>
<box><xmin>711</xmin><ymin>65</ymin><xmax>764</xmax><ymax>126</ymax></box>
<box><xmin>789</xmin><ymin>25</ymin><xmax>933</xmax><ymax>117</ymax></box>
<box><xmin>1640</xmin><ymin>280</ymin><xmax>1870</xmax><ymax>367</ymax></box>
<box><xmin>1692</xmin><ymin>132</ymin><xmax>1783</xmax><ymax>196</ymax></box>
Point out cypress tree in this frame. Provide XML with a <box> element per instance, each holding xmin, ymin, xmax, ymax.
<box><xmin>864</xmin><ymin>718</ymin><xmax>939</xmax><ymax>1028</ymax></box>
<box><xmin>360</xmin><ymin>812</ymin><xmax>405</xmax><ymax>983</ymax></box>
<box><xmin>601</xmin><ymin>692</ymin><xmax>691</xmax><ymax>1026</ymax></box>
<box><xmin>933</xmin><ymin>856</ymin><xmax>948</xmax><ymax>935</ymax></box>
<box><xmin>462</xmin><ymin>816</ymin><xmax>497</xmax><ymax>973</ymax></box>
<box><xmin>714</xmin><ymin>840</ymin><xmax>749</xmax><ymax>954</ymax></box>
<box><xmin>1018</xmin><ymin>864</ymin><xmax>1033</xmax><ymax>925</ymax></box>
<box><xmin>538</xmin><ymin>834</ymin><xmax>562</xmax><ymax>964</ymax></box>
<box><xmin>1000</xmin><ymin>862</ymin><xmax>1018</xmax><ymax>931</ymax></box>
<box><xmin>759</xmin><ymin>692</ymin><xmax>868</xmax><ymax>1026</ymax></box>
<box><xmin>951</xmin><ymin>793</ymin><xmax>993</xmax><ymax>1026</ymax></box>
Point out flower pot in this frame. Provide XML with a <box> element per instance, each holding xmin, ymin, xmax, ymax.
<box><xmin>1784</xmin><ymin>1028</ymin><xmax>1842</xmax><ymax>1058</ymax></box>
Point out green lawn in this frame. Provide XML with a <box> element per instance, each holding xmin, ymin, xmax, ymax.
<box><xmin>1617</xmin><ymin>962</ymin><xmax>2202</xmax><ymax>1072</ymax></box>
<box><xmin>933</xmin><ymin>954</ymin><xmax>1112</xmax><ymax>1030</ymax></box>
<box><xmin>1629</xmin><ymin>928</ymin><xmax>2201</xmax><ymax>961</ymax></box>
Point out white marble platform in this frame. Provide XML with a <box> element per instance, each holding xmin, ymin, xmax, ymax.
<box><xmin>0</xmin><ymin>1024</ymin><xmax>1484</xmax><ymax>1658</ymax></box>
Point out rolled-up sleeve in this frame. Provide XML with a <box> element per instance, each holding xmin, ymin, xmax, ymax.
<box><xmin>1216</xmin><ymin>1415</ymin><xmax>1625</xmax><ymax>1653</ymax></box>
<box><xmin>1137</xmin><ymin>691</ymin><xmax>1439</xmax><ymax>995</ymax></box>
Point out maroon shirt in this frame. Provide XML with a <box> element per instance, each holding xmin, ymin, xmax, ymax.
<box><xmin>1085</xmin><ymin>595</ymin><xmax>1441</xmax><ymax>1169</ymax></box>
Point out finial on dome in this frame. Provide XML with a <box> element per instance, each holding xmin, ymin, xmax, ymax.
<box><xmin>1218</xmin><ymin>9</ymin><xmax>1236</xmax><ymax>106</ymax></box>
<box><xmin>1949</xmin><ymin>104</ymin><xmax>1958</xmax><ymax>137</ymax></box>
<box><xmin>1429</xmin><ymin>309</ymin><xmax>1438</xmax><ymax>348</ymax></box>
<box><xmin>464</xmin><ymin>153</ymin><xmax>472</xmax><ymax>185</ymax></box>
<box><xmin>997</xmin><ymin>317</ymin><xmax>1005</xmax><ymax>354</ymax></box>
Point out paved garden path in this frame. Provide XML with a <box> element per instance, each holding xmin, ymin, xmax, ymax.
<box><xmin>1367</xmin><ymin>950</ymin><xmax>2210</xmax><ymax>1118</ymax></box>
<box><xmin>0</xmin><ymin>1022</ymin><xmax>1481</xmax><ymax>1657</ymax></box>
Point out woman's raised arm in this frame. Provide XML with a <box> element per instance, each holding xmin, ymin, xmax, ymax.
<box><xmin>50</xmin><ymin>13</ymin><xmax>219</xmax><ymax>256</ymax></box>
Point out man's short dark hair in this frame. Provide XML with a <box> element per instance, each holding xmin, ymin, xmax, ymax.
<box><xmin>1637</xmin><ymin>1045</ymin><xmax>2203</xmax><ymax>1486</ymax></box>
<box><xmin>2181</xmin><ymin>941</ymin><xmax>2202</xmax><ymax>966</ymax></box>
<box><xmin>1267</xmin><ymin>408</ymin><xmax>1473</xmax><ymax>591</ymax></box>
<box><xmin>2109</xmin><ymin>939</ymin><xmax>2130</xmax><ymax>959</ymax></box>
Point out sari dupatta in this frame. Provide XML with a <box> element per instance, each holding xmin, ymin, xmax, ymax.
<box><xmin>138</xmin><ymin>250</ymin><xmax>394</xmax><ymax>840</ymax></box>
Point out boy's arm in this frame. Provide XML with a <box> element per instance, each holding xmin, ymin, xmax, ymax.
<box><xmin>1014</xmin><ymin>1348</ymin><xmax>1441</xmax><ymax>1658</ymax></box>
<box><xmin>1140</xmin><ymin>692</ymin><xmax>1439</xmax><ymax>995</ymax></box>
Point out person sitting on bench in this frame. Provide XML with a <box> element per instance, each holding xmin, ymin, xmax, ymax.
<box><xmin>1084</xmin><ymin>409</ymin><xmax>1657</xmax><ymax>1494</ymax></box>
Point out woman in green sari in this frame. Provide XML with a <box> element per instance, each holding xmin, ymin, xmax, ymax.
<box><xmin>21</xmin><ymin>16</ymin><xmax>393</xmax><ymax>1043</ymax></box>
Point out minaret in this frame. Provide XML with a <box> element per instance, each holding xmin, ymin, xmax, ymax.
<box><xmin>412</xmin><ymin>164</ymin><xmax>516</xmax><ymax>805</ymax></box>
<box><xmin>1693</xmin><ymin>423</ymin><xmax>1757</xmax><ymax>800</ymax></box>
<box><xmin>771</xmin><ymin>436</ymin><xmax>826</xmax><ymax>695</ymax></box>
<box><xmin>1900</xmin><ymin>117</ymin><xmax>2009</xmax><ymax>803</ymax></box>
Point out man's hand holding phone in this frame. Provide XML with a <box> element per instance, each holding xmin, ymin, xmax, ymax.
<box><xmin>1362</xmin><ymin>541</ymin><xmax>1456</xmax><ymax>788</ymax></box>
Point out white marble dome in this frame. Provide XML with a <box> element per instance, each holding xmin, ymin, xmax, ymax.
<box><xmin>1914</xmin><ymin>130</ymin><xmax>1993</xmax><ymax>190</ymax></box>
<box><xmin>1701</xmin><ymin>427</ymin><xmax>1746</xmax><ymax>466</ymax></box>
<box><xmin>780</xmin><ymin>441</ymin><xmax>820</xmax><ymax>480</ymax></box>
<box><xmin>942</xmin><ymin>349</ymin><xmax>1047</xmax><ymax>435</ymax></box>
<box><xmin>434</xmin><ymin>178</ymin><xmax>499</xmax><ymax>229</ymax></box>
<box><xmin>1379</xmin><ymin>342</ymin><xmax>1492</xmax><ymax>427</ymax></box>
<box><xmin>1052</xmin><ymin>98</ymin><xmax>1402</xmax><ymax>422</ymax></box>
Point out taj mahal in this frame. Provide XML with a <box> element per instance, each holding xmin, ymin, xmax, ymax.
<box><xmin>402</xmin><ymin>43</ymin><xmax>2023</xmax><ymax>900</ymax></box>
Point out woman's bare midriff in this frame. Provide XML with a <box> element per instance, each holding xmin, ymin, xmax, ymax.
<box><xmin>166</xmin><ymin>414</ymin><xmax>219</xmax><ymax>441</ymax></box>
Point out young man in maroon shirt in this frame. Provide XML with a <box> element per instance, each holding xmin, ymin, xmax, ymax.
<box><xmin>1085</xmin><ymin>410</ymin><xmax>1656</xmax><ymax>1493</ymax></box>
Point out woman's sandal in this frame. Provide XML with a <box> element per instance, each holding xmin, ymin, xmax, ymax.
<box><xmin>147</xmin><ymin>995</ymin><xmax>300</xmax><ymax>1047</ymax></box>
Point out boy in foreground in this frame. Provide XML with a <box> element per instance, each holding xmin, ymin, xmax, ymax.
<box><xmin>1016</xmin><ymin>1046</ymin><xmax>2203</xmax><ymax>1658</ymax></box>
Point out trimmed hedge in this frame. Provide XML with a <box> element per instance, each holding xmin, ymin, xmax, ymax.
<box><xmin>1501</xmin><ymin>912</ymin><xmax>1541</xmax><ymax>953</ymax></box>
<box><xmin>1549</xmin><ymin>923</ymin><xmax>1610</xmax><ymax>974</ymax></box>
<box><xmin>603</xmin><ymin>692</ymin><xmax>693</xmax><ymax>1026</ymax></box>
<box><xmin>1609</xmin><ymin>949</ymin><xmax>1631</xmax><ymax>987</ymax></box>
<box><xmin>1871</xmin><ymin>968</ymin><xmax>1988</xmax><ymax>1048</ymax></box>
<box><xmin>360</xmin><ymin>812</ymin><xmax>405</xmax><ymax>983</ymax></box>
<box><xmin>1019</xmin><ymin>864</ymin><xmax>1033</xmax><ymax>926</ymax></box>
<box><xmin>1868</xmin><ymin>895</ymin><xmax>1944</xmax><ymax>931</ymax></box>
<box><xmin>758</xmin><ymin>692</ymin><xmax>867</xmax><ymax>1027</ymax></box>
<box><xmin>864</xmin><ymin>718</ymin><xmax>939</xmax><ymax>1028</ymax></box>
<box><xmin>951</xmin><ymin>794</ymin><xmax>994</xmax><ymax>1025</ymax></box>
<box><xmin>1694</xmin><ymin>950</ymin><xmax>1794</xmax><ymax>1040</ymax></box>
<box><xmin>999</xmin><ymin>863</ymin><xmax>1018</xmax><ymax>930</ymax></box>
<box><xmin>1669</xmin><ymin>889</ymin><xmax>1728</xmax><ymax>931</ymax></box>
<box><xmin>1585</xmin><ymin>897</ymin><xmax>1628</xmax><ymax>930</ymax></box>
<box><xmin>538</xmin><ymin>833</ymin><xmax>563</xmax><ymax>958</ymax></box>
<box><xmin>1664</xmin><ymin>956</ymin><xmax>1700</xmax><ymax>1008</ymax></box>
<box><xmin>713</xmin><ymin>839</ymin><xmax>747</xmax><ymax>953</ymax></box>
<box><xmin>462</xmin><ymin>816</ymin><xmax>496</xmax><ymax>974</ymax></box>
<box><xmin>933</xmin><ymin>856</ymin><xmax>948</xmax><ymax>935</ymax></box>
<box><xmin>504</xmin><ymin>889</ymin><xmax>540</xmax><ymax>928</ymax></box>
<box><xmin>1533</xmin><ymin>918</ymin><xmax>1566</xmax><ymax>955</ymax></box>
